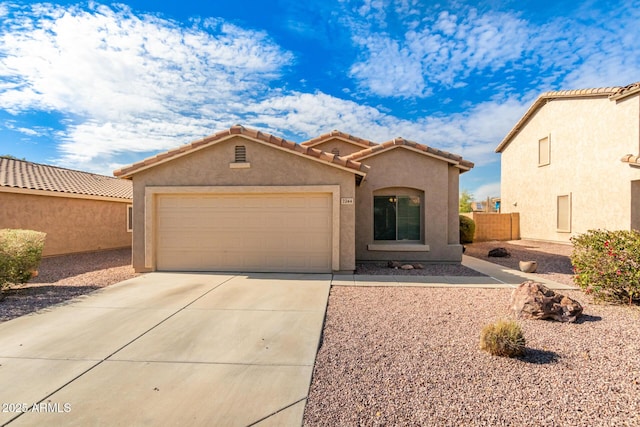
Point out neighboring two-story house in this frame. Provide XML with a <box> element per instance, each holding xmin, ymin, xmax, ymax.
<box><xmin>496</xmin><ymin>82</ymin><xmax>640</xmax><ymax>243</ymax></box>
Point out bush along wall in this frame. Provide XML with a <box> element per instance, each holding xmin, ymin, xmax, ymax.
<box><xmin>459</xmin><ymin>215</ymin><xmax>476</xmax><ymax>244</ymax></box>
<box><xmin>571</xmin><ymin>229</ymin><xmax>640</xmax><ymax>305</ymax></box>
<box><xmin>0</xmin><ymin>229</ymin><xmax>46</xmax><ymax>291</ymax></box>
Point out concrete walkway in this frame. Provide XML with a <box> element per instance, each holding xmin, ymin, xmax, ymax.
<box><xmin>0</xmin><ymin>273</ymin><xmax>331</xmax><ymax>426</ymax></box>
<box><xmin>332</xmin><ymin>255</ymin><xmax>577</xmax><ymax>290</ymax></box>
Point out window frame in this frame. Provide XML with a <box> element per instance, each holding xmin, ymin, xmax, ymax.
<box><xmin>373</xmin><ymin>193</ymin><xmax>422</xmax><ymax>242</ymax></box>
<box><xmin>556</xmin><ymin>193</ymin><xmax>571</xmax><ymax>232</ymax></box>
<box><xmin>538</xmin><ymin>135</ymin><xmax>550</xmax><ymax>167</ymax></box>
<box><xmin>127</xmin><ymin>204</ymin><xmax>133</xmax><ymax>232</ymax></box>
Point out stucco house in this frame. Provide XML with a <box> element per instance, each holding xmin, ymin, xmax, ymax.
<box><xmin>114</xmin><ymin>125</ymin><xmax>473</xmax><ymax>273</ymax></box>
<box><xmin>0</xmin><ymin>157</ymin><xmax>133</xmax><ymax>256</ymax></box>
<box><xmin>496</xmin><ymin>82</ymin><xmax>640</xmax><ymax>243</ymax></box>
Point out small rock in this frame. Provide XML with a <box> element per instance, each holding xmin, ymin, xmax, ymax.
<box><xmin>488</xmin><ymin>247</ymin><xmax>510</xmax><ymax>257</ymax></box>
<box><xmin>510</xmin><ymin>281</ymin><xmax>583</xmax><ymax>322</ymax></box>
<box><xmin>412</xmin><ymin>263</ymin><xmax>424</xmax><ymax>269</ymax></box>
<box><xmin>388</xmin><ymin>261</ymin><xmax>402</xmax><ymax>268</ymax></box>
<box><xmin>401</xmin><ymin>264</ymin><xmax>414</xmax><ymax>270</ymax></box>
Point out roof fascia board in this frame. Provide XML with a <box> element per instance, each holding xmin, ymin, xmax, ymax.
<box><xmin>303</xmin><ymin>135</ymin><xmax>376</xmax><ymax>149</ymax></box>
<box><xmin>352</xmin><ymin>144</ymin><xmax>462</xmax><ymax>166</ymax></box>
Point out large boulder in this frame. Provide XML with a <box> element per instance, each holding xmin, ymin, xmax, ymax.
<box><xmin>488</xmin><ymin>247</ymin><xmax>510</xmax><ymax>257</ymax></box>
<box><xmin>510</xmin><ymin>281</ymin><xmax>583</xmax><ymax>323</ymax></box>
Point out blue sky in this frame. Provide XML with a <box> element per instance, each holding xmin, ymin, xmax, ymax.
<box><xmin>1</xmin><ymin>0</ymin><xmax>639</xmax><ymax>200</ymax></box>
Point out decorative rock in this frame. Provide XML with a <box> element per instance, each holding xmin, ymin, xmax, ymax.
<box><xmin>401</xmin><ymin>264</ymin><xmax>414</xmax><ymax>270</ymax></box>
<box><xmin>519</xmin><ymin>260</ymin><xmax>538</xmax><ymax>273</ymax></box>
<box><xmin>510</xmin><ymin>281</ymin><xmax>583</xmax><ymax>323</ymax></box>
<box><xmin>412</xmin><ymin>263</ymin><xmax>424</xmax><ymax>270</ymax></box>
<box><xmin>488</xmin><ymin>247</ymin><xmax>510</xmax><ymax>257</ymax></box>
<box><xmin>388</xmin><ymin>261</ymin><xmax>402</xmax><ymax>269</ymax></box>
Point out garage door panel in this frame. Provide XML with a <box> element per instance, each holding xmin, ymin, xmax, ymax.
<box><xmin>156</xmin><ymin>193</ymin><xmax>333</xmax><ymax>273</ymax></box>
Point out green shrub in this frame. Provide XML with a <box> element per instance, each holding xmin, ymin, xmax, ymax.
<box><xmin>459</xmin><ymin>215</ymin><xmax>475</xmax><ymax>244</ymax></box>
<box><xmin>0</xmin><ymin>229</ymin><xmax>46</xmax><ymax>290</ymax></box>
<box><xmin>571</xmin><ymin>229</ymin><xmax>640</xmax><ymax>305</ymax></box>
<box><xmin>479</xmin><ymin>319</ymin><xmax>526</xmax><ymax>357</ymax></box>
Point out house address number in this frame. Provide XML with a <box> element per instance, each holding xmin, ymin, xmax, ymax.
<box><xmin>341</xmin><ymin>198</ymin><xmax>354</xmax><ymax>205</ymax></box>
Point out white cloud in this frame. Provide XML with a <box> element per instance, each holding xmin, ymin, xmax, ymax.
<box><xmin>348</xmin><ymin>7</ymin><xmax>531</xmax><ymax>97</ymax></box>
<box><xmin>346</xmin><ymin>2</ymin><xmax>640</xmax><ymax>98</ymax></box>
<box><xmin>244</xmin><ymin>90</ymin><xmax>529</xmax><ymax>167</ymax></box>
<box><xmin>471</xmin><ymin>181</ymin><xmax>501</xmax><ymax>201</ymax></box>
<box><xmin>0</xmin><ymin>3</ymin><xmax>292</xmax><ymax>170</ymax></box>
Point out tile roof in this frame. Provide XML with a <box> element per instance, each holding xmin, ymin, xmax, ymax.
<box><xmin>610</xmin><ymin>82</ymin><xmax>640</xmax><ymax>100</ymax></box>
<box><xmin>621</xmin><ymin>154</ymin><xmax>640</xmax><ymax>167</ymax></box>
<box><xmin>113</xmin><ymin>125</ymin><xmax>370</xmax><ymax>178</ymax></box>
<box><xmin>1</xmin><ymin>157</ymin><xmax>132</xmax><ymax>199</ymax></box>
<box><xmin>301</xmin><ymin>130</ymin><xmax>378</xmax><ymax>148</ymax></box>
<box><xmin>496</xmin><ymin>81</ymin><xmax>640</xmax><ymax>153</ymax></box>
<box><xmin>344</xmin><ymin>137</ymin><xmax>474</xmax><ymax>171</ymax></box>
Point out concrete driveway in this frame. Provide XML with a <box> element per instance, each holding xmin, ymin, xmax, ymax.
<box><xmin>0</xmin><ymin>272</ymin><xmax>331</xmax><ymax>426</ymax></box>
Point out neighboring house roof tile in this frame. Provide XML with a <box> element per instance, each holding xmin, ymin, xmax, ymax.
<box><xmin>496</xmin><ymin>81</ymin><xmax>640</xmax><ymax>153</ymax></box>
<box><xmin>113</xmin><ymin>125</ymin><xmax>370</xmax><ymax>178</ymax></box>
<box><xmin>301</xmin><ymin>130</ymin><xmax>378</xmax><ymax>148</ymax></box>
<box><xmin>621</xmin><ymin>154</ymin><xmax>640</xmax><ymax>167</ymax></box>
<box><xmin>0</xmin><ymin>157</ymin><xmax>132</xmax><ymax>199</ymax></box>
<box><xmin>344</xmin><ymin>137</ymin><xmax>474</xmax><ymax>171</ymax></box>
<box><xmin>611</xmin><ymin>82</ymin><xmax>640</xmax><ymax>100</ymax></box>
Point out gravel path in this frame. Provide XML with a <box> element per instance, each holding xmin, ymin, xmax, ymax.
<box><xmin>464</xmin><ymin>240</ymin><xmax>575</xmax><ymax>286</ymax></box>
<box><xmin>304</xmin><ymin>241</ymin><xmax>640</xmax><ymax>426</ymax></box>
<box><xmin>0</xmin><ymin>248</ymin><xmax>138</xmax><ymax>322</ymax></box>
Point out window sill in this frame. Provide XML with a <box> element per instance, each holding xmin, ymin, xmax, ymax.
<box><xmin>229</xmin><ymin>162</ymin><xmax>251</xmax><ymax>169</ymax></box>
<box><xmin>367</xmin><ymin>243</ymin><xmax>430</xmax><ymax>252</ymax></box>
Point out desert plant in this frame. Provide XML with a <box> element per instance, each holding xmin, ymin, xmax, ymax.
<box><xmin>0</xmin><ymin>229</ymin><xmax>46</xmax><ymax>291</ymax></box>
<box><xmin>479</xmin><ymin>319</ymin><xmax>526</xmax><ymax>357</ymax></box>
<box><xmin>459</xmin><ymin>215</ymin><xmax>475</xmax><ymax>244</ymax></box>
<box><xmin>571</xmin><ymin>229</ymin><xmax>640</xmax><ymax>305</ymax></box>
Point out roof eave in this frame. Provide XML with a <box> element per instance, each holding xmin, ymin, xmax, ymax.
<box><xmin>496</xmin><ymin>89</ymin><xmax>620</xmax><ymax>153</ymax></box>
<box><xmin>114</xmin><ymin>131</ymin><xmax>369</xmax><ymax>179</ymax></box>
<box><xmin>350</xmin><ymin>144</ymin><xmax>469</xmax><ymax>167</ymax></box>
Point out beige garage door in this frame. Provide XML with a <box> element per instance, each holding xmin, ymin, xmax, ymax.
<box><xmin>156</xmin><ymin>193</ymin><xmax>333</xmax><ymax>273</ymax></box>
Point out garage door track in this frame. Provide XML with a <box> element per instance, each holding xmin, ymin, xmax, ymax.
<box><xmin>0</xmin><ymin>272</ymin><xmax>331</xmax><ymax>426</ymax></box>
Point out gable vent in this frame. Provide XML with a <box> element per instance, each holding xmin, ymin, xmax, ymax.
<box><xmin>331</xmin><ymin>147</ymin><xmax>340</xmax><ymax>156</ymax></box>
<box><xmin>234</xmin><ymin>145</ymin><xmax>247</xmax><ymax>162</ymax></box>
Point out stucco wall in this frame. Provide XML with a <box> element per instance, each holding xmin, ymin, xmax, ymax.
<box><xmin>500</xmin><ymin>95</ymin><xmax>640</xmax><ymax>242</ymax></box>
<box><xmin>354</xmin><ymin>147</ymin><xmax>463</xmax><ymax>263</ymax></box>
<box><xmin>129</xmin><ymin>135</ymin><xmax>357</xmax><ymax>272</ymax></box>
<box><xmin>0</xmin><ymin>191</ymin><xmax>131</xmax><ymax>256</ymax></box>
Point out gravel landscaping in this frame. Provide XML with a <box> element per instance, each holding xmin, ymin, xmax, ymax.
<box><xmin>0</xmin><ymin>248</ymin><xmax>138</xmax><ymax>322</ymax></box>
<box><xmin>304</xmin><ymin>241</ymin><xmax>640</xmax><ymax>426</ymax></box>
